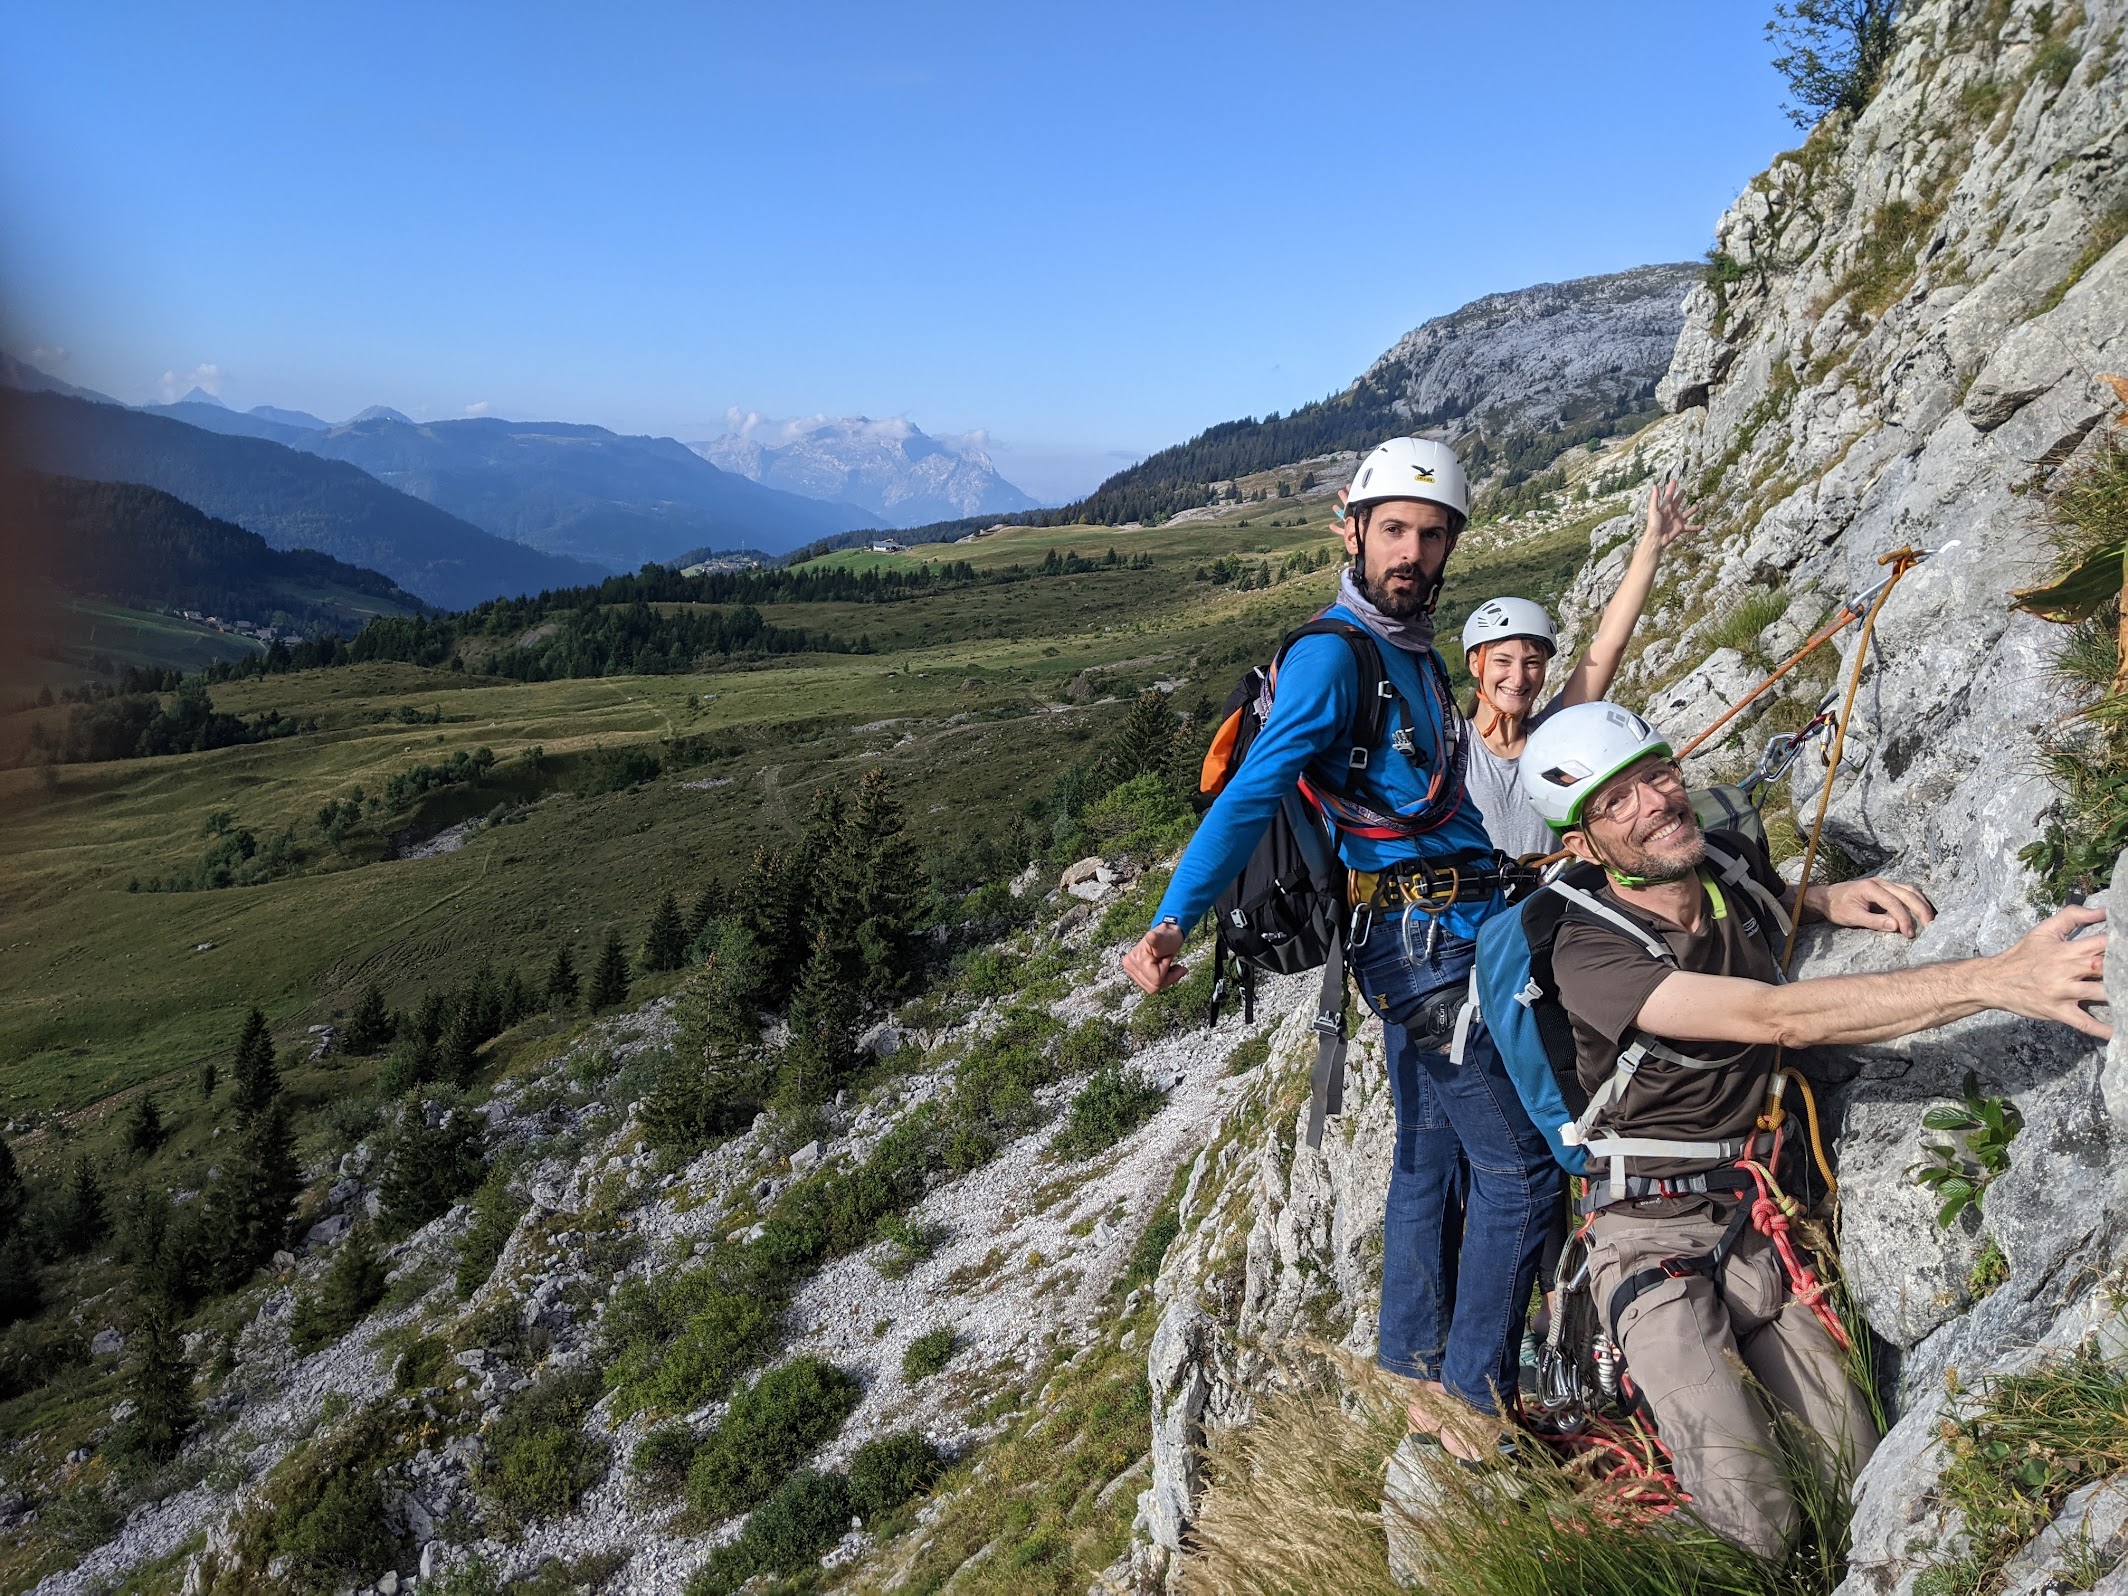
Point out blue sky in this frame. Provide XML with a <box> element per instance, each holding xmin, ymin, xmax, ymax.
<box><xmin>0</xmin><ymin>3</ymin><xmax>1797</xmax><ymax>503</ymax></box>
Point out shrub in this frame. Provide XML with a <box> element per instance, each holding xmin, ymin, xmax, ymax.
<box><xmin>686</xmin><ymin>1357</ymin><xmax>861</xmax><ymax>1520</ymax></box>
<box><xmin>477</xmin><ymin>1368</ymin><xmax>608</xmax><ymax>1524</ymax></box>
<box><xmin>1050</xmin><ymin>1064</ymin><xmax>1166</xmax><ymax>1161</ymax></box>
<box><xmin>686</xmin><ymin>1470</ymin><xmax>852</xmax><ymax>1595</ymax></box>
<box><xmin>288</xmin><ymin>1224</ymin><xmax>388</xmax><ymax>1354</ymax></box>
<box><xmin>848</xmin><ymin>1431</ymin><xmax>944</xmax><ymax>1519</ymax></box>
<box><xmin>873</xmin><ymin>1211</ymin><xmax>940</xmax><ymax>1280</ymax></box>
<box><xmin>902</xmin><ymin>1326</ymin><xmax>955</xmax><ymax>1382</ymax></box>
<box><xmin>629</xmin><ymin>1424</ymin><xmax>698</xmax><ymax>1498</ymax></box>
<box><xmin>1057</xmin><ymin>1017</ymin><xmax>1127</xmax><ymax>1076</ymax></box>
<box><xmin>1077</xmin><ymin>772</ymin><xmax>1194</xmax><ymax>861</ymax></box>
<box><xmin>455</xmin><ymin>1167</ymin><xmax>528</xmax><ymax>1299</ymax></box>
<box><xmin>1128</xmin><ymin>958</ymin><xmax>1216</xmax><ymax>1044</ymax></box>
<box><xmin>233</xmin><ymin>1406</ymin><xmax>402</xmax><ymax>1591</ymax></box>
<box><xmin>956</xmin><ymin>947</ymin><xmax>1024</xmax><ymax>1000</ymax></box>
<box><xmin>603</xmin><ymin>1269</ymin><xmax>781</xmax><ymax>1419</ymax></box>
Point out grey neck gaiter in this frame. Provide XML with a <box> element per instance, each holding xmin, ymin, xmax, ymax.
<box><xmin>1338</xmin><ymin>567</ymin><xmax>1436</xmax><ymax>655</ymax></box>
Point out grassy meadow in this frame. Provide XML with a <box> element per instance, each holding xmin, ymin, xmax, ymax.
<box><xmin>0</xmin><ymin>493</ymin><xmax>1598</xmax><ymax>1138</ymax></box>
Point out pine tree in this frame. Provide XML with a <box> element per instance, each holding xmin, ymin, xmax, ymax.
<box><xmin>545</xmin><ymin>945</ymin><xmax>580</xmax><ymax>1011</ymax></box>
<box><xmin>742</xmin><ymin>844</ymin><xmax>813</xmax><ymax>992</ymax></box>
<box><xmin>0</xmin><ymin>1138</ymin><xmax>25</xmax><ymax>1237</ymax></box>
<box><xmin>198</xmin><ymin>1059</ymin><xmax>217</xmax><ymax>1102</ymax></box>
<box><xmin>685</xmin><ymin>881</ymin><xmax>730</xmax><ymax>947</ymax></box>
<box><xmin>1100</xmin><ymin>690</ymin><xmax>1184</xmax><ymax>789</ymax></box>
<box><xmin>231</xmin><ymin>1006</ymin><xmax>280</xmax><ymax>1120</ymax></box>
<box><xmin>289</xmin><ymin>1223</ymin><xmax>387</xmax><ymax>1352</ymax></box>
<box><xmin>780</xmin><ymin>925</ymin><xmax>860</xmax><ymax>1107</ymax></box>
<box><xmin>0</xmin><ymin>1232</ymin><xmax>39</xmax><ymax>1328</ymax></box>
<box><xmin>58</xmin><ymin>1159</ymin><xmax>110</xmax><ymax>1255</ymax></box>
<box><xmin>342</xmin><ymin>983</ymin><xmax>395</xmax><ymax>1055</ymax></box>
<box><xmin>378</xmin><ymin>1099</ymin><xmax>487</xmax><ymax>1236</ymax></box>
<box><xmin>588</xmin><ymin>932</ymin><xmax>632</xmax><ymax>1011</ymax></box>
<box><xmin>125</xmin><ymin>1094</ymin><xmax>165</xmax><ymax>1158</ymax></box>
<box><xmin>642</xmin><ymin>891</ymin><xmax>689</xmax><ymax>973</ymax></box>
<box><xmin>204</xmin><ymin>1101</ymin><xmax>300</xmax><ymax>1291</ymax></box>
<box><xmin>115</xmin><ymin>1292</ymin><xmax>196</xmax><ymax>1463</ymax></box>
<box><xmin>838</xmin><ymin>769</ymin><xmax>927</xmax><ymax>1003</ymax></box>
<box><xmin>498</xmin><ymin>967</ymin><xmax>533</xmax><ymax>1029</ymax></box>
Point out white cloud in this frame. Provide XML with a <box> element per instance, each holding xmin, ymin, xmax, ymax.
<box><xmin>157</xmin><ymin>362</ymin><xmax>227</xmax><ymax>402</ymax></box>
<box><xmin>464</xmin><ymin>400</ymin><xmax>491</xmax><ymax>416</ymax></box>
<box><xmin>27</xmin><ymin>345</ymin><xmax>68</xmax><ymax>369</ymax></box>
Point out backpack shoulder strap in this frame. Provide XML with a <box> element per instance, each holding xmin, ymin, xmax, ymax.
<box><xmin>1702</xmin><ymin>839</ymin><xmax>1794</xmax><ymax>951</ymax></box>
<box><xmin>1276</xmin><ymin>617</ymin><xmax>1393</xmax><ymax>776</ymax></box>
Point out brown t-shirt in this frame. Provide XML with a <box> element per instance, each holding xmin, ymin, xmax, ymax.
<box><xmin>1550</xmin><ymin>833</ymin><xmax>1788</xmax><ymax>1178</ymax></box>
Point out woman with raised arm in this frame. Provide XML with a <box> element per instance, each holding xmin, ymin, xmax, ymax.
<box><xmin>1457</xmin><ymin>478</ymin><xmax>1700</xmax><ymax>858</ymax></box>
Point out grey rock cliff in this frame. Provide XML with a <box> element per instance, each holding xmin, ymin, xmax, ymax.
<box><xmin>1133</xmin><ymin>1</ymin><xmax>2128</xmax><ymax>1587</ymax></box>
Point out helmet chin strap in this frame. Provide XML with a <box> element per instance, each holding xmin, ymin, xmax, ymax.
<box><xmin>1583</xmin><ymin>829</ymin><xmax>1693</xmax><ymax>890</ymax></box>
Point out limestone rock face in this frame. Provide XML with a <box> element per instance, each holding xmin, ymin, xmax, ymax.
<box><xmin>1137</xmin><ymin>4</ymin><xmax>2128</xmax><ymax>1586</ymax></box>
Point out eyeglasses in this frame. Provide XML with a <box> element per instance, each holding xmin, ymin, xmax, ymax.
<box><xmin>1582</xmin><ymin>760</ymin><xmax>1686</xmax><ymax>828</ymax></box>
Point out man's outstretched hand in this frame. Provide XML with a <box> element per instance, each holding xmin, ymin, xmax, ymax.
<box><xmin>1807</xmin><ymin>876</ymin><xmax>1937</xmax><ymax>938</ymax></box>
<box><xmin>1989</xmin><ymin>904</ymin><xmax>2111</xmax><ymax>1041</ymax></box>
<box><xmin>1123</xmin><ymin>922</ymin><xmax>1188</xmax><ymax>995</ymax></box>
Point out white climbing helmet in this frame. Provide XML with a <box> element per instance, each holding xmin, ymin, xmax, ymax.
<box><xmin>1347</xmin><ymin>437</ymin><xmax>1470</xmax><ymax>524</ymax></box>
<box><xmin>1521</xmin><ymin>701</ymin><xmax>1673</xmax><ymax>831</ymax></box>
<box><xmin>1461</xmin><ymin>596</ymin><xmax>1557</xmax><ymax>657</ymax></box>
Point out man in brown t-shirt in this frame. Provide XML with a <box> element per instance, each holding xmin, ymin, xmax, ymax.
<box><xmin>1520</xmin><ymin>702</ymin><xmax>2109</xmax><ymax>1559</ymax></box>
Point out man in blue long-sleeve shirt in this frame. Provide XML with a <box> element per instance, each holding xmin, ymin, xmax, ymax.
<box><xmin>1123</xmin><ymin>437</ymin><xmax>1560</xmax><ymax>1458</ymax></box>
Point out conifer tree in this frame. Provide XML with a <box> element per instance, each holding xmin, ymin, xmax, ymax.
<box><xmin>231</xmin><ymin>1006</ymin><xmax>280</xmax><ymax>1120</ymax></box>
<box><xmin>0</xmin><ymin>1138</ymin><xmax>25</xmax><ymax>1237</ymax></box>
<box><xmin>742</xmin><ymin>844</ymin><xmax>813</xmax><ymax>992</ymax></box>
<box><xmin>125</xmin><ymin>1093</ymin><xmax>165</xmax><ymax>1159</ymax></box>
<box><xmin>0</xmin><ymin>1141</ymin><xmax>36</xmax><ymax>1327</ymax></box>
<box><xmin>0</xmin><ymin>1232</ymin><xmax>39</xmax><ymax>1328</ymax></box>
<box><xmin>780</xmin><ymin>925</ymin><xmax>860</xmax><ymax>1106</ymax></box>
<box><xmin>289</xmin><ymin>1223</ymin><xmax>387</xmax><ymax>1352</ymax></box>
<box><xmin>199</xmin><ymin>1059</ymin><xmax>217</xmax><ymax>1101</ymax></box>
<box><xmin>342</xmin><ymin>982</ymin><xmax>395</xmax><ymax>1055</ymax></box>
<box><xmin>1099</xmin><ymin>690</ymin><xmax>1185</xmax><ymax>790</ymax></box>
<box><xmin>588</xmin><ymin>932</ymin><xmax>632</xmax><ymax>1010</ymax></box>
<box><xmin>838</xmin><ymin>769</ymin><xmax>927</xmax><ymax>1003</ymax></box>
<box><xmin>545</xmin><ymin>945</ymin><xmax>580</xmax><ymax>1011</ymax></box>
<box><xmin>685</xmin><ymin>880</ymin><xmax>730</xmax><ymax>947</ymax></box>
<box><xmin>116</xmin><ymin>1292</ymin><xmax>196</xmax><ymax>1463</ymax></box>
<box><xmin>498</xmin><ymin>967</ymin><xmax>533</xmax><ymax>1029</ymax></box>
<box><xmin>416</xmin><ymin>990</ymin><xmax>450</xmax><ymax>1047</ymax></box>
<box><xmin>378</xmin><ymin>1100</ymin><xmax>487</xmax><ymax>1236</ymax></box>
<box><xmin>204</xmin><ymin>1101</ymin><xmax>300</xmax><ymax>1291</ymax></box>
<box><xmin>642</xmin><ymin>891</ymin><xmax>689</xmax><ymax>973</ymax></box>
<box><xmin>58</xmin><ymin>1158</ymin><xmax>110</xmax><ymax>1255</ymax></box>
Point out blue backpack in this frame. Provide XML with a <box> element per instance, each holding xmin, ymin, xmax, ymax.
<box><xmin>1461</xmin><ymin>834</ymin><xmax>1791</xmax><ymax>1182</ymax></box>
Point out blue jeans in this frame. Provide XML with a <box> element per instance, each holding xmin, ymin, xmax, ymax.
<box><xmin>1351</xmin><ymin>916</ymin><xmax>1561</xmax><ymax>1416</ymax></box>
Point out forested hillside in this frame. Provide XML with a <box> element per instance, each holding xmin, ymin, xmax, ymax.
<box><xmin>6</xmin><ymin>470</ymin><xmax>425</xmax><ymax>634</ymax></box>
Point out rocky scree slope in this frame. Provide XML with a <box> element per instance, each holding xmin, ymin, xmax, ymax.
<box><xmin>30</xmin><ymin>863</ymin><xmax>1302</xmax><ymax>1596</ymax></box>
<box><xmin>1129</xmin><ymin>3</ymin><xmax>2128</xmax><ymax>1590</ymax></box>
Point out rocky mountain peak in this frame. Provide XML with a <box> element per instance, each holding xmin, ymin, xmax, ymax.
<box><xmin>692</xmin><ymin>412</ymin><xmax>1039</xmax><ymax>528</ymax></box>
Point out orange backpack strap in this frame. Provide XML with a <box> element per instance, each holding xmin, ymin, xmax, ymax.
<box><xmin>1200</xmin><ymin>707</ymin><xmax>1246</xmax><ymax>795</ymax></box>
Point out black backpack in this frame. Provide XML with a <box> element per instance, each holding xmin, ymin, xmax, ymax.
<box><xmin>1195</xmin><ymin>617</ymin><xmax>1437</xmax><ymax>1146</ymax></box>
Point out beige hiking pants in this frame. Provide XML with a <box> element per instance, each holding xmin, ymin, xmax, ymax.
<box><xmin>1586</xmin><ymin>1197</ymin><xmax>1879</xmax><ymax>1560</ymax></box>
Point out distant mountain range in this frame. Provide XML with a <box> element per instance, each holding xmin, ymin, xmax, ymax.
<box><xmin>7</xmin><ymin>468</ymin><xmax>425</xmax><ymax>633</ymax></box>
<box><xmin>131</xmin><ymin>399</ymin><xmax>870</xmax><ymax>568</ymax></box>
<box><xmin>0</xmin><ymin>387</ymin><xmax>602</xmax><ymax>610</ymax></box>
<box><xmin>693</xmin><ymin>414</ymin><xmax>1040</xmax><ymax>527</ymax></box>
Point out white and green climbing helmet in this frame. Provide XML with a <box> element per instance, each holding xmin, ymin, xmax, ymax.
<box><xmin>1520</xmin><ymin>702</ymin><xmax>1673</xmax><ymax>831</ymax></box>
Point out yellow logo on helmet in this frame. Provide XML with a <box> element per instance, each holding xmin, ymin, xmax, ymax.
<box><xmin>1410</xmin><ymin>466</ymin><xmax>1435</xmax><ymax>484</ymax></box>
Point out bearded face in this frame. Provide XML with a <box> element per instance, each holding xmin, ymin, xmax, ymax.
<box><xmin>1343</xmin><ymin>498</ymin><xmax>1457</xmax><ymax>618</ymax></box>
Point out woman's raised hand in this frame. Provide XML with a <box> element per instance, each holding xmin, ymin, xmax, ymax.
<box><xmin>1642</xmin><ymin>477</ymin><xmax>1703</xmax><ymax>555</ymax></box>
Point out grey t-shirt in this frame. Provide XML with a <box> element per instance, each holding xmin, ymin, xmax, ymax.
<box><xmin>1464</xmin><ymin>703</ymin><xmax>1558</xmax><ymax>859</ymax></box>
